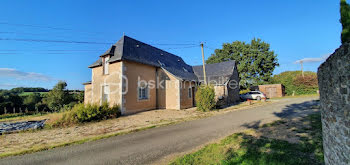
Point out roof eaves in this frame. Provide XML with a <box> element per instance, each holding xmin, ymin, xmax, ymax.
<box><xmin>161</xmin><ymin>67</ymin><xmax>183</xmax><ymax>81</ymax></box>
<box><xmin>82</xmin><ymin>81</ymin><xmax>92</xmax><ymax>85</ymax></box>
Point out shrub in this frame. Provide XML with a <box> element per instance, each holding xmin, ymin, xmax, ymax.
<box><xmin>56</xmin><ymin>103</ymin><xmax>120</xmax><ymax>126</ymax></box>
<box><xmin>195</xmin><ymin>85</ymin><xmax>216</xmax><ymax>112</ymax></box>
<box><xmin>239</xmin><ymin>89</ymin><xmax>250</xmax><ymax>94</ymax></box>
<box><xmin>270</xmin><ymin>71</ymin><xmax>319</xmax><ymax>95</ymax></box>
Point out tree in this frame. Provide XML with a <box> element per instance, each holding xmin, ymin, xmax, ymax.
<box><xmin>341</xmin><ymin>0</ymin><xmax>350</xmax><ymax>43</ymax></box>
<box><xmin>72</xmin><ymin>92</ymin><xmax>84</xmax><ymax>103</ymax></box>
<box><xmin>23</xmin><ymin>93</ymin><xmax>42</xmax><ymax>111</ymax></box>
<box><xmin>206</xmin><ymin>38</ymin><xmax>279</xmax><ymax>88</ymax></box>
<box><xmin>43</xmin><ymin>81</ymin><xmax>71</xmax><ymax>112</ymax></box>
<box><xmin>8</xmin><ymin>94</ymin><xmax>23</xmax><ymax>108</ymax></box>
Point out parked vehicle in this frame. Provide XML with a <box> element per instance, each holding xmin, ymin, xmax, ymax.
<box><xmin>240</xmin><ymin>91</ymin><xmax>266</xmax><ymax>100</ymax></box>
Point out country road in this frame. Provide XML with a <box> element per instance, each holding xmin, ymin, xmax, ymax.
<box><xmin>0</xmin><ymin>97</ymin><xmax>319</xmax><ymax>165</ymax></box>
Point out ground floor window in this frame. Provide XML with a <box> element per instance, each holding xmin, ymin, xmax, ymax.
<box><xmin>188</xmin><ymin>88</ymin><xmax>192</xmax><ymax>98</ymax></box>
<box><xmin>138</xmin><ymin>82</ymin><xmax>149</xmax><ymax>100</ymax></box>
<box><xmin>102</xmin><ymin>85</ymin><xmax>110</xmax><ymax>103</ymax></box>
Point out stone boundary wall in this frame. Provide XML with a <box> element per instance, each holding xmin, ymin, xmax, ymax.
<box><xmin>318</xmin><ymin>43</ymin><xmax>350</xmax><ymax>165</ymax></box>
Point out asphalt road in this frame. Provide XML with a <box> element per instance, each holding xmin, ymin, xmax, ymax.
<box><xmin>0</xmin><ymin>97</ymin><xmax>319</xmax><ymax>165</ymax></box>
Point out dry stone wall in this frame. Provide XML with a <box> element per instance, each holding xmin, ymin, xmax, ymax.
<box><xmin>318</xmin><ymin>43</ymin><xmax>350</xmax><ymax>165</ymax></box>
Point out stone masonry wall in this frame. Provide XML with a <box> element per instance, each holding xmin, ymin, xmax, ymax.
<box><xmin>318</xmin><ymin>43</ymin><xmax>350</xmax><ymax>165</ymax></box>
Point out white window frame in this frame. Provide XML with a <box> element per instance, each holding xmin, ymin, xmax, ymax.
<box><xmin>101</xmin><ymin>85</ymin><xmax>110</xmax><ymax>104</ymax></box>
<box><xmin>188</xmin><ymin>87</ymin><xmax>192</xmax><ymax>98</ymax></box>
<box><xmin>103</xmin><ymin>56</ymin><xmax>110</xmax><ymax>75</ymax></box>
<box><xmin>138</xmin><ymin>82</ymin><xmax>149</xmax><ymax>100</ymax></box>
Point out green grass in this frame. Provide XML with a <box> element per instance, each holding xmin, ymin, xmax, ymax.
<box><xmin>0</xmin><ymin>112</ymin><xmax>49</xmax><ymax>122</ymax></box>
<box><xmin>18</xmin><ymin>92</ymin><xmax>47</xmax><ymax>96</ymax></box>
<box><xmin>170</xmin><ymin>113</ymin><xmax>324</xmax><ymax>165</ymax></box>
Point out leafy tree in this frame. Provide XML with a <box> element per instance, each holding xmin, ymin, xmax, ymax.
<box><xmin>72</xmin><ymin>92</ymin><xmax>84</xmax><ymax>103</ymax></box>
<box><xmin>10</xmin><ymin>88</ymin><xmax>24</xmax><ymax>94</ymax></box>
<box><xmin>8</xmin><ymin>94</ymin><xmax>23</xmax><ymax>108</ymax></box>
<box><xmin>0</xmin><ymin>95</ymin><xmax>4</xmax><ymax>103</ymax></box>
<box><xmin>341</xmin><ymin>0</ymin><xmax>350</xmax><ymax>43</ymax></box>
<box><xmin>206</xmin><ymin>38</ymin><xmax>279</xmax><ymax>89</ymax></box>
<box><xmin>43</xmin><ymin>81</ymin><xmax>71</xmax><ymax>112</ymax></box>
<box><xmin>10</xmin><ymin>87</ymin><xmax>48</xmax><ymax>93</ymax></box>
<box><xmin>23</xmin><ymin>93</ymin><xmax>42</xmax><ymax>111</ymax></box>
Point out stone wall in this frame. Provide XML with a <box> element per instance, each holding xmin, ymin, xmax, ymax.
<box><xmin>318</xmin><ymin>43</ymin><xmax>350</xmax><ymax>165</ymax></box>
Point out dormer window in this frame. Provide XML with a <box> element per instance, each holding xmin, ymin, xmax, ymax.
<box><xmin>103</xmin><ymin>56</ymin><xmax>109</xmax><ymax>75</ymax></box>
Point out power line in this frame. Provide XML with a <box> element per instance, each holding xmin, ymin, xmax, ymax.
<box><xmin>0</xmin><ymin>49</ymin><xmax>105</xmax><ymax>52</ymax></box>
<box><xmin>163</xmin><ymin>45</ymin><xmax>199</xmax><ymax>49</ymax></box>
<box><xmin>204</xmin><ymin>45</ymin><xmax>217</xmax><ymax>50</ymax></box>
<box><xmin>0</xmin><ymin>38</ymin><xmax>199</xmax><ymax>46</ymax></box>
<box><xmin>0</xmin><ymin>22</ymin><xmax>108</xmax><ymax>35</ymax></box>
<box><xmin>0</xmin><ymin>38</ymin><xmax>113</xmax><ymax>45</ymax></box>
<box><xmin>0</xmin><ymin>46</ymin><xmax>200</xmax><ymax>55</ymax></box>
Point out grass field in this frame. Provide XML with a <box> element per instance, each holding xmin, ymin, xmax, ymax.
<box><xmin>18</xmin><ymin>92</ymin><xmax>47</xmax><ymax>96</ymax></box>
<box><xmin>170</xmin><ymin>113</ymin><xmax>324</xmax><ymax>165</ymax></box>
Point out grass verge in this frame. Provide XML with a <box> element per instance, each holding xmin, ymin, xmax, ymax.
<box><xmin>170</xmin><ymin>113</ymin><xmax>324</xmax><ymax>165</ymax></box>
<box><xmin>0</xmin><ymin>122</ymin><xmax>176</xmax><ymax>159</ymax></box>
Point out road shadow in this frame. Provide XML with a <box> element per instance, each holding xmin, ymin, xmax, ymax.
<box><xmin>273</xmin><ymin>100</ymin><xmax>320</xmax><ymax>119</ymax></box>
<box><xmin>234</xmin><ymin>99</ymin><xmax>324</xmax><ymax>164</ymax></box>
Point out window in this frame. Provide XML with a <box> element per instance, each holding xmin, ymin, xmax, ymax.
<box><xmin>102</xmin><ymin>85</ymin><xmax>109</xmax><ymax>103</ymax></box>
<box><xmin>103</xmin><ymin>56</ymin><xmax>109</xmax><ymax>75</ymax></box>
<box><xmin>138</xmin><ymin>82</ymin><xmax>149</xmax><ymax>100</ymax></box>
<box><xmin>188</xmin><ymin>88</ymin><xmax>192</xmax><ymax>98</ymax></box>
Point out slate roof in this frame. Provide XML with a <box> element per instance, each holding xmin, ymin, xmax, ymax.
<box><xmin>88</xmin><ymin>35</ymin><xmax>197</xmax><ymax>81</ymax></box>
<box><xmin>192</xmin><ymin>60</ymin><xmax>236</xmax><ymax>85</ymax></box>
<box><xmin>88</xmin><ymin>35</ymin><xmax>236</xmax><ymax>82</ymax></box>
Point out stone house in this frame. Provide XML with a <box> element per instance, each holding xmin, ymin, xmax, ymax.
<box><xmin>84</xmin><ymin>35</ymin><xmax>240</xmax><ymax>115</ymax></box>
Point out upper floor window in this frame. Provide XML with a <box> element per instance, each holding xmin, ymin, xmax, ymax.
<box><xmin>138</xmin><ymin>82</ymin><xmax>149</xmax><ymax>100</ymax></box>
<box><xmin>103</xmin><ymin>56</ymin><xmax>109</xmax><ymax>75</ymax></box>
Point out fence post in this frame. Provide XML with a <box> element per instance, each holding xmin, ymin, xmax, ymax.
<box><xmin>13</xmin><ymin>107</ymin><xmax>15</xmax><ymax>113</ymax></box>
<box><xmin>25</xmin><ymin>107</ymin><xmax>29</xmax><ymax>114</ymax></box>
<box><xmin>19</xmin><ymin>107</ymin><xmax>22</xmax><ymax>113</ymax></box>
<box><xmin>4</xmin><ymin>107</ymin><xmax>6</xmax><ymax>114</ymax></box>
<box><xmin>35</xmin><ymin>107</ymin><xmax>39</xmax><ymax>114</ymax></box>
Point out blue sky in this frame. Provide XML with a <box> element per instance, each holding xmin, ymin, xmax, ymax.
<box><xmin>0</xmin><ymin>0</ymin><xmax>342</xmax><ymax>90</ymax></box>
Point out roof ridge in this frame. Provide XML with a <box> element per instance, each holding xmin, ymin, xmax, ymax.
<box><xmin>121</xmin><ymin>35</ymin><xmax>188</xmax><ymax>64</ymax></box>
<box><xmin>193</xmin><ymin>60</ymin><xmax>236</xmax><ymax>67</ymax></box>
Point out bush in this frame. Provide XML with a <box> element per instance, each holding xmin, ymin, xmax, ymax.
<box><xmin>195</xmin><ymin>85</ymin><xmax>216</xmax><ymax>112</ymax></box>
<box><xmin>270</xmin><ymin>71</ymin><xmax>319</xmax><ymax>95</ymax></box>
<box><xmin>56</xmin><ymin>103</ymin><xmax>120</xmax><ymax>126</ymax></box>
<box><xmin>239</xmin><ymin>89</ymin><xmax>250</xmax><ymax>94</ymax></box>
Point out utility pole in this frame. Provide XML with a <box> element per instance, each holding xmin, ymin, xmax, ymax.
<box><xmin>200</xmin><ymin>43</ymin><xmax>207</xmax><ymax>85</ymax></box>
<box><xmin>300</xmin><ymin>61</ymin><xmax>304</xmax><ymax>78</ymax></box>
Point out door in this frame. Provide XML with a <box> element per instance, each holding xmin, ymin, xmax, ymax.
<box><xmin>192</xmin><ymin>87</ymin><xmax>196</xmax><ymax>106</ymax></box>
<box><xmin>266</xmin><ymin>87</ymin><xmax>277</xmax><ymax>98</ymax></box>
